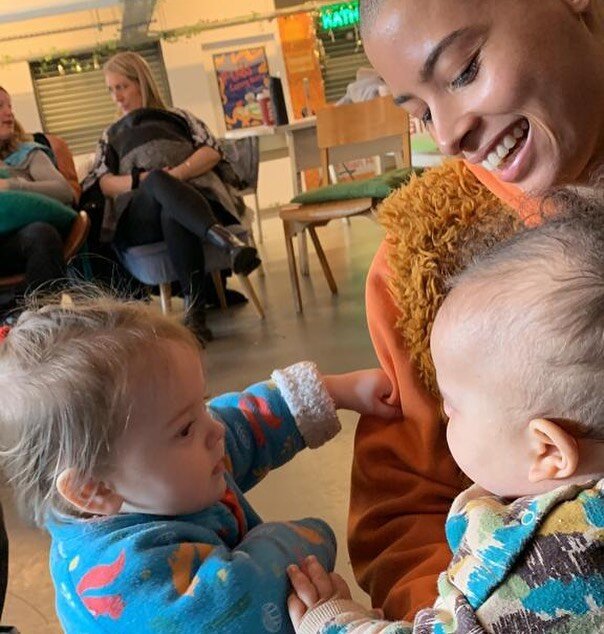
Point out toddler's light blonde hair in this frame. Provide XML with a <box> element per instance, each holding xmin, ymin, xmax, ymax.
<box><xmin>0</xmin><ymin>296</ymin><xmax>198</xmax><ymax>526</ymax></box>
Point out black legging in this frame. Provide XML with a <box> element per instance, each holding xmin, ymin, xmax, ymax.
<box><xmin>0</xmin><ymin>221</ymin><xmax>66</xmax><ymax>296</ymax></box>
<box><xmin>115</xmin><ymin>170</ymin><xmax>237</xmax><ymax>307</ymax></box>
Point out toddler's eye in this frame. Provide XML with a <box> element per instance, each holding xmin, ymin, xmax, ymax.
<box><xmin>177</xmin><ymin>422</ymin><xmax>194</xmax><ymax>438</ymax></box>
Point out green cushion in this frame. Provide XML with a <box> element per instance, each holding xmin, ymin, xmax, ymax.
<box><xmin>0</xmin><ymin>190</ymin><xmax>77</xmax><ymax>237</ymax></box>
<box><xmin>291</xmin><ymin>167</ymin><xmax>423</xmax><ymax>204</ymax></box>
<box><xmin>411</xmin><ymin>133</ymin><xmax>439</xmax><ymax>154</ymax></box>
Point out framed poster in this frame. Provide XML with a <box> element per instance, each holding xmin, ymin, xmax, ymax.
<box><xmin>213</xmin><ymin>47</ymin><xmax>270</xmax><ymax>130</ymax></box>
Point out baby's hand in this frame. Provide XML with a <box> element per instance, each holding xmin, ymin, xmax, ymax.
<box><xmin>323</xmin><ymin>369</ymin><xmax>402</xmax><ymax>419</ymax></box>
<box><xmin>287</xmin><ymin>556</ymin><xmax>352</xmax><ymax>629</ymax></box>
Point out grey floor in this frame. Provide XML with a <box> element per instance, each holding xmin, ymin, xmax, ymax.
<box><xmin>1</xmin><ymin>212</ymin><xmax>385</xmax><ymax>631</ymax></box>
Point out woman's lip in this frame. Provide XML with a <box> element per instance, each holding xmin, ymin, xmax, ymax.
<box><xmin>493</xmin><ymin>124</ymin><xmax>532</xmax><ymax>183</ymax></box>
<box><xmin>467</xmin><ymin>118</ymin><xmax>526</xmax><ymax>165</ymax></box>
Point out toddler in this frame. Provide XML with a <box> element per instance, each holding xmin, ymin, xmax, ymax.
<box><xmin>0</xmin><ymin>297</ymin><xmax>398</xmax><ymax>633</ymax></box>
<box><xmin>288</xmin><ymin>192</ymin><xmax>604</xmax><ymax>633</ymax></box>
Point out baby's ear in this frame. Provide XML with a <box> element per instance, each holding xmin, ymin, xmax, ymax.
<box><xmin>527</xmin><ymin>418</ymin><xmax>579</xmax><ymax>483</ymax></box>
<box><xmin>56</xmin><ymin>468</ymin><xmax>123</xmax><ymax>516</ymax></box>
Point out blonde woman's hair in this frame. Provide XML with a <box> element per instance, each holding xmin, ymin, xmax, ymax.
<box><xmin>0</xmin><ymin>295</ymin><xmax>198</xmax><ymax>526</ymax></box>
<box><xmin>0</xmin><ymin>86</ymin><xmax>32</xmax><ymax>160</ymax></box>
<box><xmin>103</xmin><ymin>51</ymin><xmax>167</xmax><ymax>110</ymax></box>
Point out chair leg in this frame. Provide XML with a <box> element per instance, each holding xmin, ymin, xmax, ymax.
<box><xmin>283</xmin><ymin>222</ymin><xmax>303</xmax><ymax>313</ymax></box>
<box><xmin>254</xmin><ymin>191</ymin><xmax>263</xmax><ymax>244</ymax></box>
<box><xmin>308</xmin><ymin>226</ymin><xmax>338</xmax><ymax>295</ymax></box>
<box><xmin>211</xmin><ymin>270</ymin><xmax>228</xmax><ymax>310</ymax></box>
<box><xmin>237</xmin><ymin>274</ymin><xmax>265</xmax><ymax>319</ymax></box>
<box><xmin>159</xmin><ymin>283</ymin><xmax>172</xmax><ymax>314</ymax></box>
<box><xmin>247</xmin><ymin>229</ymin><xmax>265</xmax><ymax>278</ymax></box>
<box><xmin>297</xmin><ymin>231</ymin><xmax>310</xmax><ymax>277</ymax></box>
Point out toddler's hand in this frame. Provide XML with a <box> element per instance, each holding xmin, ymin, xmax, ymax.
<box><xmin>287</xmin><ymin>556</ymin><xmax>352</xmax><ymax>629</ymax></box>
<box><xmin>324</xmin><ymin>368</ymin><xmax>401</xmax><ymax>419</ymax></box>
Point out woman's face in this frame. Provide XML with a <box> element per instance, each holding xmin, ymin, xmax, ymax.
<box><xmin>105</xmin><ymin>71</ymin><xmax>143</xmax><ymax>115</ymax></box>
<box><xmin>0</xmin><ymin>90</ymin><xmax>15</xmax><ymax>141</ymax></box>
<box><xmin>364</xmin><ymin>0</ymin><xmax>604</xmax><ymax>193</ymax></box>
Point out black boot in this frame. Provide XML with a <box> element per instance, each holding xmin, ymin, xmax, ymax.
<box><xmin>183</xmin><ymin>296</ymin><xmax>213</xmax><ymax>345</ymax></box>
<box><xmin>205</xmin><ymin>225</ymin><xmax>261</xmax><ymax>275</ymax></box>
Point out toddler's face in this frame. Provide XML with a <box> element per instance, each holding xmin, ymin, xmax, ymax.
<box><xmin>430</xmin><ymin>299</ymin><xmax>535</xmax><ymax>497</ymax></box>
<box><xmin>106</xmin><ymin>339</ymin><xmax>227</xmax><ymax>516</ymax></box>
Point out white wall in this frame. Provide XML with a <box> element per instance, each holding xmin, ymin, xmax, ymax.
<box><xmin>159</xmin><ymin>0</ymin><xmax>295</xmax><ymax>208</ymax></box>
<box><xmin>1</xmin><ymin>0</ymin><xmax>296</xmax><ymax>208</ymax></box>
<box><xmin>1</xmin><ymin>61</ymin><xmax>41</xmax><ymax>132</ymax></box>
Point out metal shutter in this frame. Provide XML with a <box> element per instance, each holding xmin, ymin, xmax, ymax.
<box><xmin>30</xmin><ymin>43</ymin><xmax>172</xmax><ymax>156</ymax></box>
<box><xmin>315</xmin><ymin>16</ymin><xmax>369</xmax><ymax>103</ymax></box>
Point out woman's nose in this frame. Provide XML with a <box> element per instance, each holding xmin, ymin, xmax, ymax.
<box><xmin>432</xmin><ymin>108</ymin><xmax>480</xmax><ymax>157</ymax></box>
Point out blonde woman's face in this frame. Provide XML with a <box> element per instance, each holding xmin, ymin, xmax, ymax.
<box><xmin>0</xmin><ymin>91</ymin><xmax>15</xmax><ymax>141</ymax></box>
<box><xmin>364</xmin><ymin>0</ymin><xmax>604</xmax><ymax>193</ymax></box>
<box><xmin>105</xmin><ymin>71</ymin><xmax>143</xmax><ymax>115</ymax></box>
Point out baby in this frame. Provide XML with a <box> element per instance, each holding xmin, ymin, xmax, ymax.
<box><xmin>288</xmin><ymin>191</ymin><xmax>604</xmax><ymax>633</ymax></box>
<box><xmin>0</xmin><ymin>297</ymin><xmax>399</xmax><ymax>633</ymax></box>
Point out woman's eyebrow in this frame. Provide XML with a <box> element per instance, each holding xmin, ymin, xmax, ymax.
<box><xmin>420</xmin><ymin>27</ymin><xmax>474</xmax><ymax>82</ymax></box>
<box><xmin>394</xmin><ymin>26</ymin><xmax>480</xmax><ymax>105</ymax></box>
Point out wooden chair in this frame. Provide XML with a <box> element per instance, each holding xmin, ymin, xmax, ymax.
<box><xmin>279</xmin><ymin>96</ymin><xmax>411</xmax><ymax>313</ymax></box>
<box><xmin>0</xmin><ymin>211</ymin><xmax>91</xmax><ymax>290</ymax></box>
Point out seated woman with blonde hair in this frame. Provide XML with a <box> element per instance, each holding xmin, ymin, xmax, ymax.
<box><xmin>0</xmin><ymin>86</ymin><xmax>75</xmax><ymax>314</ymax></box>
<box><xmin>82</xmin><ymin>51</ymin><xmax>260</xmax><ymax>343</ymax></box>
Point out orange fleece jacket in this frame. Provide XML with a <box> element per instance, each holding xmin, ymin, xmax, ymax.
<box><xmin>348</xmin><ymin>162</ymin><xmax>529</xmax><ymax>621</ymax></box>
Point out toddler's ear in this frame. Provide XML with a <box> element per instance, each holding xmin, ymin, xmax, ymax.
<box><xmin>56</xmin><ymin>468</ymin><xmax>123</xmax><ymax>516</ymax></box>
<box><xmin>527</xmin><ymin>418</ymin><xmax>579</xmax><ymax>483</ymax></box>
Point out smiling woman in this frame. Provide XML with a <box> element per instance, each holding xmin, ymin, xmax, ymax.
<box><xmin>362</xmin><ymin>0</ymin><xmax>604</xmax><ymax>192</ymax></box>
<box><xmin>348</xmin><ymin>0</ymin><xmax>604</xmax><ymax>622</ymax></box>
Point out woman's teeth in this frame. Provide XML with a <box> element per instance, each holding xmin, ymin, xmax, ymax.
<box><xmin>482</xmin><ymin>120</ymin><xmax>529</xmax><ymax>171</ymax></box>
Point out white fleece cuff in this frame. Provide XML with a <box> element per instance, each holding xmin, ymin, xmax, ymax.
<box><xmin>271</xmin><ymin>361</ymin><xmax>340</xmax><ymax>449</ymax></box>
<box><xmin>299</xmin><ymin>599</ymin><xmax>373</xmax><ymax>634</ymax></box>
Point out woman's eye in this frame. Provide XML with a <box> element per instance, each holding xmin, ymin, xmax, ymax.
<box><xmin>451</xmin><ymin>54</ymin><xmax>480</xmax><ymax>90</ymax></box>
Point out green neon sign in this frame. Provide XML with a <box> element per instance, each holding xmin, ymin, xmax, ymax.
<box><xmin>320</xmin><ymin>2</ymin><xmax>360</xmax><ymax>31</ymax></box>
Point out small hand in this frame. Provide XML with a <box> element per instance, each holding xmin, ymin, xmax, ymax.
<box><xmin>324</xmin><ymin>369</ymin><xmax>402</xmax><ymax>419</ymax></box>
<box><xmin>287</xmin><ymin>556</ymin><xmax>351</xmax><ymax>629</ymax></box>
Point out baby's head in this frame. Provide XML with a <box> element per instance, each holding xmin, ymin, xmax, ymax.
<box><xmin>431</xmin><ymin>189</ymin><xmax>604</xmax><ymax>497</ymax></box>
<box><xmin>0</xmin><ymin>297</ymin><xmax>227</xmax><ymax>527</ymax></box>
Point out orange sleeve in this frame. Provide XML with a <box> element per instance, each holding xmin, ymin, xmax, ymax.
<box><xmin>465</xmin><ymin>162</ymin><xmax>539</xmax><ymax>223</ymax></box>
<box><xmin>348</xmin><ymin>242</ymin><xmax>466</xmax><ymax>620</ymax></box>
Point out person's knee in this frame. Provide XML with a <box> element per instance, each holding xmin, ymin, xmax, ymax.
<box><xmin>19</xmin><ymin>222</ymin><xmax>62</xmax><ymax>251</ymax></box>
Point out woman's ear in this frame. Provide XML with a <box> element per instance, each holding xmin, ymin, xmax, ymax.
<box><xmin>56</xmin><ymin>468</ymin><xmax>123</xmax><ymax>516</ymax></box>
<box><xmin>527</xmin><ymin>418</ymin><xmax>579</xmax><ymax>483</ymax></box>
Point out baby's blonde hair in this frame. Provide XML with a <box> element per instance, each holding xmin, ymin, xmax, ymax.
<box><xmin>447</xmin><ymin>187</ymin><xmax>604</xmax><ymax>439</ymax></box>
<box><xmin>0</xmin><ymin>296</ymin><xmax>198</xmax><ymax>526</ymax></box>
